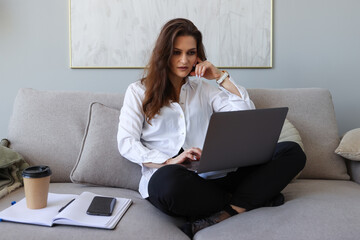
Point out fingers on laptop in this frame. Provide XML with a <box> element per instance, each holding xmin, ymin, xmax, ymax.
<box><xmin>187</xmin><ymin>147</ymin><xmax>201</xmax><ymax>161</ymax></box>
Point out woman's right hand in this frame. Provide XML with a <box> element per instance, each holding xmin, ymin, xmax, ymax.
<box><xmin>143</xmin><ymin>147</ymin><xmax>202</xmax><ymax>169</ymax></box>
<box><xmin>166</xmin><ymin>147</ymin><xmax>202</xmax><ymax>165</ymax></box>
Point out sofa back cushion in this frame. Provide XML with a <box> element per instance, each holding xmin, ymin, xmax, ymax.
<box><xmin>7</xmin><ymin>88</ymin><xmax>349</xmax><ymax>184</ymax></box>
<box><xmin>7</xmin><ymin>88</ymin><xmax>127</xmax><ymax>182</ymax></box>
<box><xmin>248</xmin><ymin>88</ymin><xmax>349</xmax><ymax>180</ymax></box>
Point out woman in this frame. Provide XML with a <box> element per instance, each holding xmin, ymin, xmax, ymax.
<box><xmin>117</xmin><ymin>18</ymin><xmax>306</xmax><ymax>238</ymax></box>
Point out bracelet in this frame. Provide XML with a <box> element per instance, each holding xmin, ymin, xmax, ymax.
<box><xmin>216</xmin><ymin>71</ymin><xmax>229</xmax><ymax>85</ymax></box>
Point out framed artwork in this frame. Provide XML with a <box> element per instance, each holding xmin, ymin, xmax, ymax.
<box><xmin>70</xmin><ymin>0</ymin><xmax>273</xmax><ymax>68</ymax></box>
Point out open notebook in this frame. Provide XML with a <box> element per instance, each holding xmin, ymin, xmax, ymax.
<box><xmin>0</xmin><ymin>191</ymin><xmax>132</xmax><ymax>229</ymax></box>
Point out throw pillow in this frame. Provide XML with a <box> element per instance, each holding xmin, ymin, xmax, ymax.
<box><xmin>278</xmin><ymin>119</ymin><xmax>304</xmax><ymax>151</ymax></box>
<box><xmin>70</xmin><ymin>102</ymin><xmax>141</xmax><ymax>190</ymax></box>
<box><xmin>278</xmin><ymin>119</ymin><xmax>304</xmax><ymax>179</ymax></box>
<box><xmin>335</xmin><ymin>128</ymin><xmax>360</xmax><ymax>161</ymax></box>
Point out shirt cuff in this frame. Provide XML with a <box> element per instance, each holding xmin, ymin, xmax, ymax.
<box><xmin>142</xmin><ymin>150</ymin><xmax>171</xmax><ymax>164</ymax></box>
<box><xmin>218</xmin><ymin>76</ymin><xmax>248</xmax><ymax>101</ymax></box>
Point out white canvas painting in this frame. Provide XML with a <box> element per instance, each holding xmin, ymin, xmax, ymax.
<box><xmin>70</xmin><ymin>0</ymin><xmax>272</xmax><ymax>68</ymax></box>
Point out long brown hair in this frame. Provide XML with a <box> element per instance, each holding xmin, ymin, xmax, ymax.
<box><xmin>141</xmin><ymin>18</ymin><xmax>206</xmax><ymax>124</ymax></box>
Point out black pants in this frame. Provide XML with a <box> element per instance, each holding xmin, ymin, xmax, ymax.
<box><xmin>148</xmin><ymin>141</ymin><xmax>306</xmax><ymax>219</ymax></box>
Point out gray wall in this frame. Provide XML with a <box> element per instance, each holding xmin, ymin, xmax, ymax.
<box><xmin>1</xmin><ymin>0</ymin><xmax>359</xmax><ymax>138</ymax></box>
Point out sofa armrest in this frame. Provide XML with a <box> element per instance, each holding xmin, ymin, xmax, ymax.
<box><xmin>346</xmin><ymin>160</ymin><xmax>360</xmax><ymax>184</ymax></box>
<box><xmin>0</xmin><ymin>139</ymin><xmax>10</xmax><ymax>147</ymax></box>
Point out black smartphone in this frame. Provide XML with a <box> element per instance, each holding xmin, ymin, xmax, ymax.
<box><xmin>86</xmin><ymin>196</ymin><xmax>116</xmax><ymax>216</ymax></box>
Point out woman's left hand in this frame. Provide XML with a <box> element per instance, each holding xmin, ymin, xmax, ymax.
<box><xmin>190</xmin><ymin>58</ymin><xmax>222</xmax><ymax>81</ymax></box>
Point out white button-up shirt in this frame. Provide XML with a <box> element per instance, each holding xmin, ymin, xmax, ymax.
<box><xmin>117</xmin><ymin>76</ymin><xmax>255</xmax><ymax>198</ymax></box>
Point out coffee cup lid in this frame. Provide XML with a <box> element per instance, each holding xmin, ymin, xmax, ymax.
<box><xmin>22</xmin><ymin>165</ymin><xmax>52</xmax><ymax>178</ymax></box>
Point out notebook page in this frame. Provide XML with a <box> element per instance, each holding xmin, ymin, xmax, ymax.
<box><xmin>0</xmin><ymin>193</ymin><xmax>77</xmax><ymax>226</ymax></box>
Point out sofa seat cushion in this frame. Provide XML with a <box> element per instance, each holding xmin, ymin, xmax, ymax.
<box><xmin>0</xmin><ymin>183</ymin><xmax>188</xmax><ymax>240</ymax></box>
<box><xmin>2</xmin><ymin>181</ymin><xmax>360</xmax><ymax>240</ymax></box>
<box><xmin>195</xmin><ymin>179</ymin><xmax>360</xmax><ymax>240</ymax></box>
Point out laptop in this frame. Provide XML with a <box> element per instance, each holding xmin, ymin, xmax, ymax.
<box><xmin>183</xmin><ymin>107</ymin><xmax>288</xmax><ymax>173</ymax></box>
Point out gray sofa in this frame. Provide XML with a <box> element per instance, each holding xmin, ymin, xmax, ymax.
<box><xmin>1</xmin><ymin>87</ymin><xmax>360</xmax><ymax>240</ymax></box>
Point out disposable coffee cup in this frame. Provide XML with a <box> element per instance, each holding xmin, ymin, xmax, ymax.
<box><xmin>22</xmin><ymin>165</ymin><xmax>52</xmax><ymax>209</ymax></box>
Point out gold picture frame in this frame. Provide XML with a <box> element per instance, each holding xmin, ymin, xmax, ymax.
<box><xmin>69</xmin><ymin>0</ymin><xmax>273</xmax><ymax>69</ymax></box>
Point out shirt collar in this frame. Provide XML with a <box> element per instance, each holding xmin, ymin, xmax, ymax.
<box><xmin>183</xmin><ymin>77</ymin><xmax>196</xmax><ymax>90</ymax></box>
